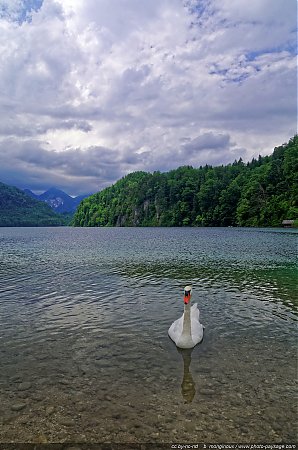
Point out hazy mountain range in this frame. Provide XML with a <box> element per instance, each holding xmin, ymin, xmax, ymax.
<box><xmin>23</xmin><ymin>187</ymin><xmax>90</xmax><ymax>213</ymax></box>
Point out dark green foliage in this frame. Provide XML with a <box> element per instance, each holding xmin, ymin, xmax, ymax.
<box><xmin>0</xmin><ymin>182</ymin><xmax>69</xmax><ymax>226</ymax></box>
<box><xmin>73</xmin><ymin>136</ymin><xmax>298</xmax><ymax>227</ymax></box>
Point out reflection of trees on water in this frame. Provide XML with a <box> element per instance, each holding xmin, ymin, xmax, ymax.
<box><xmin>177</xmin><ymin>347</ymin><xmax>195</xmax><ymax>403</ymax></box>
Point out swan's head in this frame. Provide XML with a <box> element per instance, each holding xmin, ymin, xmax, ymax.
<box><xmin>184</xmin><ymin>285</ymin><xmax>192</xmax><ymax>304</ymax></box>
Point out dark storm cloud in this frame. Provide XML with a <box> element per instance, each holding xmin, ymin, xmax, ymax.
<box><xmin>0</xmin><ymin>119</ymin><xmax>92</xmax><ymax>137</ymax></box>
<box><xmin>0</xmin><ymin>138</ymin><xmax>136</xmax><ymax>194</ymax></box>
<box><xmin>182</xmin><ymin>133</ymin><xmax>231</xmax><ymax>154</ymax></box>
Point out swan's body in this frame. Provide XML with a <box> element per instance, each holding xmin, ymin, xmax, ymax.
<box><xmin>168</xmin><ymin>287</ymin><xmax>203</xmax><ymax>349</ymax></box>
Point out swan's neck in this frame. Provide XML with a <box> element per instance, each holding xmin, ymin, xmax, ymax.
<box><xmin>182</xmin><ymin>302</ymin><xmax>191</xmax><ymax>337</ymax></box>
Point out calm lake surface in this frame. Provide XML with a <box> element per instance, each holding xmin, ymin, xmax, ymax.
<box><xmin>0</xmin><ymin>227</ymin><xmax>297</xmax><ymax>444</ymax></box>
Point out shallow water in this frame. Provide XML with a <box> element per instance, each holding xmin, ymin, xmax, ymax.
<box><xmin>0</xmin><ymin>227</ymin><xmax>297</xmax><ymax>444</ymax></box>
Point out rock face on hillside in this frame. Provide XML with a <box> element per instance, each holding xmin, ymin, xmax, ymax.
<box><xmin>0</xmin><ymin>182</ymin><xmax>67</xmax><ymax>226</ymax></box>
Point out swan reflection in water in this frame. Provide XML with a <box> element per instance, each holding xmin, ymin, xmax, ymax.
<box><xmin>168</xmin><ymin>286</ymin><xmax>203</xmax><ymax>403</ymax></box>
<box><xmin>177</xmin><ymin>347</ymin><xmax>196</xmax><ymax>403</ymax></box>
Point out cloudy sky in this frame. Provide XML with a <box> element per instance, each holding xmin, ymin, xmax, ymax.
<box><xmin>0</xmin><ymin>0</ymin><xmax>296</xmax><ymax>195</ymax></box>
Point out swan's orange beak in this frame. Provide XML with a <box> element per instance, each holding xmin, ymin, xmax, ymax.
<box><xmin>184</xmin><ymin>292</ymin><xmax>191</xmax><ymax>304</ymax></box>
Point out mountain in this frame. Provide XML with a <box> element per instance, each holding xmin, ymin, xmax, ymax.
<box><xmin>24</xmin><ymin>188</ymin><xmax>89</xmax><ymax>213</ymax></box>
<box><xmin>0</xmin><ymin>182</ymin><xmax>68</xmax><ymax>227</ymax></box>
<box><xmin>73</xmin><ymin>135</ymin><xmax>298</xmax><ymax>228</ymax></box>
<box><xmin>23</xmin><ymin>188</ymin><xmax>39</xmax><ymax>199</ymax></box>
<box><xmin>39</xmin><ymin>188</ymin><xmax>77</xmax><ymax>213</ymax></box>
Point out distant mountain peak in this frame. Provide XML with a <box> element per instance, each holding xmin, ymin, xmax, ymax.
<box><xmin>23</xmin><ymin>187</ymin><xmax>89</xmax><ymax>213</ymax></box>
<box><xmin>23</xmin><ymin>188</ymin><xmax>39</xmax><ymax>199</ymax></box>
<box><xmin>41</xmin><ymin>187</ymin><xmax>72</xmax><ymax>198</ymax></box>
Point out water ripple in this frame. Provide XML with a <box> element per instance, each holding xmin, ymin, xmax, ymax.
<box><xmin>0</xmin><ymin>227</ymin><xmax>297</xmax><ymax>442</ymax></box>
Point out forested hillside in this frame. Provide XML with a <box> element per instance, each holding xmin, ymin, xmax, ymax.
<box><xmin>73</xmin><ymin>136</ymin><xmax>298</xmax><ymax>228</ymax></box>
<box><xmin>0</xmin><ymin>183</ymin><xmax>68</xmax><ymax>226</ymax></box>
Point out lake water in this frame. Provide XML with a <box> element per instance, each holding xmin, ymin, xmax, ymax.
<box><xmin>0</xmin><ymin>227</ymin><xmax>297</xmax><ymax>445</ymax></box>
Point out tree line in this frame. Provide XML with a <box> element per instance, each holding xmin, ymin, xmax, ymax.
<box><xmin>73</xmin><ymin>136</ymin><xmax>298</xmax><ymax>228</ymax></box>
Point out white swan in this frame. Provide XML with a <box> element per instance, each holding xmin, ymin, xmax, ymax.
<box><xmin>168</xmin><ymin>286</ymin><xmax>204</xmax><ymax>349</ymax></box>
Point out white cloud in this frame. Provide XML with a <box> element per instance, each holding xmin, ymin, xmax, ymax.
<box><xmin>0</xmin><ymin>0</ymin><xmax>296</xmax><ymax>194</ymax></box>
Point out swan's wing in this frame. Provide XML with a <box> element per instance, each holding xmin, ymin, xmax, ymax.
<box><xmin>191</xmin><ymin>303</ymin><xmax>202</xmax><ymax>322</ymax></box>
<box><xmin>190</xmin><ymin>303</ymin><xmax>204</xmax><ymax>345</ymax></box>
<box><xmin>191</xmin><ymin>303</ymin><xmax>199</xmax><ymax>317</ymax></box>
<box><xmin>168</xmin><ymin>314</ymin><xmax>184</xmax><ymax>343</ymax></box>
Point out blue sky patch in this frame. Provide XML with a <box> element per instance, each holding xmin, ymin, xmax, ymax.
<box><xmin>0</xmin><ymin>0</ymin><xmax>43</xmax><ymax>24</ymax></box>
